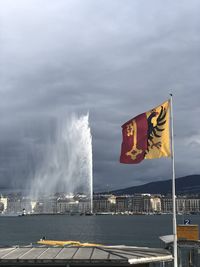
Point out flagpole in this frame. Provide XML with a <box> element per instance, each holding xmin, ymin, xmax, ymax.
<box><xmin>170</xmin><ymin>93</ymin><xmax>178</xmax><ymax>267</ymax></box>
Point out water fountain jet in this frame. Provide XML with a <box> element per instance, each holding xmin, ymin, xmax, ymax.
<box><xmin>30</xmin><ymin>113</ymin><xmax>93</xmax><ymax>213</ymax></box>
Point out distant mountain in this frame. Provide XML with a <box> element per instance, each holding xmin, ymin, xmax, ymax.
<box><xmin>110</xmin><ymin>175</ymin><xmax>200</xmax><ymax>195</ymax></box>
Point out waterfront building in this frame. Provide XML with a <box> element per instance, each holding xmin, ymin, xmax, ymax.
<box><xmin>150</xmin><ymin>196</ymin><xmax>161</xmax><ymax>213</ymax></box>
<box><xmin>142</xmin><ymin>194</ymin><xmax>151</xmax><ymax>213</ymax></box>
<box><xmin>57</xmin><ymin>198</ymin><xmax>79</xmax><ymax>214</ymax></box>
<box><xmin>128</xmin><ymin>194</ymin><xmax>143</xmax><ymax>213</ymax></box>
<box><xmin>129</xmin><ymin>194</ymin><xmax>153</xmax><ymax>213</ymax></box>
<box><xmin>161</xmin><ymin>197</ymin><xmax>172</xmax><ymax>213</ymax></box>
<box><xmin>116</xmin><ymin>196</ymin><xmax>128</xmax><ymax>212</ymax></box>
<box><xmin>7</xmin><ymin>196</ymin><xmax>22</xmax><ymax>214</ymax></box>
<box><xmin>93</xmin><ymin>194</ymin><xmax>162</xmax><ymax>214</ymax></box>
<box><xmin>43</xmin><ymin>197</ymin><xmax>58</xmax><ymax>213</ymax></box>
<box><xmin>30</xmin><ymin>201</ymin><xmax>37</xmax><ymax>213</ymax></box>
<box><xmin>0</xmin><ymin>195</ymin><xmax>8</xmax><ymax>214</ymax></box>
<box><xmin>78</xmin><ymin>198</ymin><xmax>91</xmax><ymax>213</ymax></box>
<box><xmin>93</xmin><ymin>195</ymin><xmax>116</xmax><ymax>213</ymax></box>
<box><xmin>176</xmin><ymin>197</ymin><xmax>200</xmax><ymax>214</ymax></box>
<box><xmin>4</xmin><ymin>192</ymin><xmax>200</xmax><ymax>215</ymax></box>
<box><xmin>20</xmin><ymin>197</ymin><xmax>33</xmax><ymax>214</ymax></box>
<box><xmin>161</xmin><ymin>196</ymin><xmax>200</xmax><ymax>214</ymax></box>
<box><xmin>33</xmin><ymin>201</ymin><xmax>44</xmax><ymax>213</ymax></box>
<box><xmin>176</xmin><ymin>197</ymin><xmax>187</xmax><ymax>214</ymax></box>
<box><xmin>33</xmin><ymin>197</ymin><xmax>58</xmax><ymax>214</ymax></box>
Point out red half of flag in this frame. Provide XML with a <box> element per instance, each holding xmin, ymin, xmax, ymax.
<box><xmin>120</xmin><ymin>113</ymin><xmax>148</xmax><ymax>164</ymax></box>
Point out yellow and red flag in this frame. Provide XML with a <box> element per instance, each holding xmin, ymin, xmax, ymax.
<box><xmin>120</xmin><ymin>100</ymin><xmax>170</xmax><ymax>164</ymax></box>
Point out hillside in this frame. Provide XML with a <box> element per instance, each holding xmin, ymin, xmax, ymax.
<box><xmin>110</xmin><ymin>175</ymin><xmax>200</xmax><ymax>195</ymax></box>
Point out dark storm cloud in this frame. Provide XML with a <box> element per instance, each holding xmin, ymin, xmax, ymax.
<box><xmin>0</xmin><ymin>0</ymin><xmax>200</xmax><ymax>192</ymax></box>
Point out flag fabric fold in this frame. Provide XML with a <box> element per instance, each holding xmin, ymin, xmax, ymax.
<box><xmin>120</xmin><ymin>100</ymin><xmax>171</xmax><ymax>164</ymax></box>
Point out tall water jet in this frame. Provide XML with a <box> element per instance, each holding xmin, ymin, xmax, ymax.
<box><xmin>30</xmin><ymin>114</ymin><xmax>93</xmax><ymax>213</ymax></box>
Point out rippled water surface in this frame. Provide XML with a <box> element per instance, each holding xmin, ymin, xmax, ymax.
<box><xmin>0</xmin><ymin>214</ymin><xmax>199</xmax><ymax>247</ymax></box>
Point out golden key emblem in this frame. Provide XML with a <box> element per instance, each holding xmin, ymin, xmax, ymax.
<box><xmin>126</xmin><ymin>120</ymin><xmax>142</xmax><ymax>160</ymax></box>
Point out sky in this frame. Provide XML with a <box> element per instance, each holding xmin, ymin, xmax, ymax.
<box><xmin>0</xmin><ymin>0</ymin><xmax>200</xmax><ymax>193</ymax></box>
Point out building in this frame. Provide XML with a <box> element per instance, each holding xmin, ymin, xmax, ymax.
<box><xmin>161</xmin><ymin>197</ymin><xmax>172</xmax><ymax>213</ymax></box>
<box><xmin>0</xmin><ymin>195</ymin><xmax>8</xmax><ymax>214</ymax></box>
<box><xmin>176</xmin><ymin>197</ymin><xmax>200</xmax><ymax>214</ymax></box>
<box><xmin>21</xmin><ymin>197</ymin><xmax>33</xmax><ymax>214</ymax></box>
<box><xmin>93</xmin><ymin>195</ymin><xmax>116</xmax><ymax>213</ymax></box>
<box><xmin>7</xmin><ymin>195</ymin><xmax>22</xmax><ymax>215</ymax></box>
<box><xmin>150</xmin><ymin>196</ymin><xmax>161</xmax><ymax>213</ymax></box>
<box><xmin>116</xmin><ymin>196</ymin><xmax>128</xmax><ymax>213</ymax></box>
<box><xmin>129</xmin><ymin>194</ymin><xmax>151</xmax><ymax>214</ymax></box>
<box><xmin>161</xmin><ymin>196</ymin><xmax>200</xmax><ymax>214</ymax></box>
<box><xmin>78</xmin><ymin>199</ymin><xmax>91</xmax><ymax>213</ymax></box>
<box><xmin>57</xmin><ymin>198</ymin><xmax>79</xmax><ymax>214</ymax></box>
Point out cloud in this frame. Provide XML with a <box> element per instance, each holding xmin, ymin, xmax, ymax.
<box><xmin>0</xmin><ymin>0</ymin><xmax>200</xmax><ymax>193</ymax></box>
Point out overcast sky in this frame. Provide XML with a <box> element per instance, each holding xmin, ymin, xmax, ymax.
<box><xmin>0</xmin><ymin>0</ymin><xmax>200</xmax><ymax>193</ymax></box>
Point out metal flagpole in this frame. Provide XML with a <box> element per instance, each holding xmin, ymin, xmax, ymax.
<box><xmin>170</xmin><ymin>93</ymin><xmax>178</xmax><ymax>267</ymax></box>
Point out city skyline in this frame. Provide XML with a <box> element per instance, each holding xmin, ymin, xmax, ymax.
<box><xmin>0</xmin><ymin>0</ymin><xmax>200</xmax><ymax>192</ymax></box>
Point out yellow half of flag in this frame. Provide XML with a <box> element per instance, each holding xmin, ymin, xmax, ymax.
<box><xmin>145</xmin><ymin>100</ymin><xmax>171</xmax><ymax>159</ymax></box>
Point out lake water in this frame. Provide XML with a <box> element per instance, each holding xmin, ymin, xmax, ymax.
<box><xmin>0</xmin><ymin>214</ymin><xmax>199</xmax><ymax>247</ymax></box>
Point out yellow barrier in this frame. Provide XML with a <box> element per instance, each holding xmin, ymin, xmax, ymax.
<box><xmin>37</xmin><ymin>239</ymin><xmax>103</xmax><ymax>247</ymax></box>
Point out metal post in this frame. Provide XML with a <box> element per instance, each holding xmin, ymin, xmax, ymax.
<box><xmin>170</xmin><ymin>94</ymin><xmax>178</xmax><ymax>267</ymax></box>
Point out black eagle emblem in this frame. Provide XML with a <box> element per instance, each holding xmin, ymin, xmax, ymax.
<box><xmin>145</xmin><ymin>106</ymin><xmax>167</xmax><ymax>154</ymax></box>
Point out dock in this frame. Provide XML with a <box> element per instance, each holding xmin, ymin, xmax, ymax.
<box><xmin>0</xmin><ymin>245</ymin><xmax>172</xmax><ymax>266</ymax></box>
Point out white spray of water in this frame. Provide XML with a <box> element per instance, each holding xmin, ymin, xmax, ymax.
<box><xmin>30</xmin><ymin>114</ymin><xmax>93</xmax><ymax>211</ymax></box>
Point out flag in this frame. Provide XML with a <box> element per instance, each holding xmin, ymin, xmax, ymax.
<box><xmin>120</xmin><ymin>100</ymin><xmax>171</xmax><ymax>164</ymax></box>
